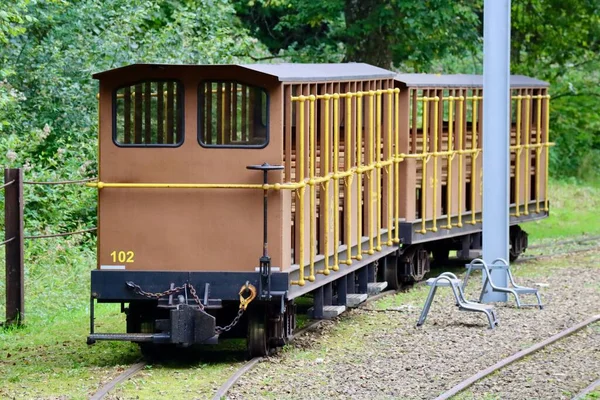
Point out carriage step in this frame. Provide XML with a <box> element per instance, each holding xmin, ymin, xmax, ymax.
<box><xmin>307</xmin><ymin>305</ymin><xmax>346</xmax><ymax>319</ymax></box>
<box><xmin>347</xmin><ymin>293</ymin><xmax>368</xmax><ymax>308</ymax></box>
<box><xmin>368</xmin><ymin>282</ymin><xmax>388</xmax><ymax>295</ymax></box>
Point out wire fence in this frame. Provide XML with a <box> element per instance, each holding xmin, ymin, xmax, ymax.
<box><xmin>1</xmin><ymin>168</ymin><xmax>98</xmax><ymax>324</ymax></box>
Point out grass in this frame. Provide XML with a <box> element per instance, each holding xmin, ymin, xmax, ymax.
<box><xmin>0</xmin><ymin>179</ymin><xmax>598</xmax><ymax>398</ymax></box>
<box><xmin>525</xmin><ymin>179</ymin><xmax>600</xmax><ymax>241</ymax></box>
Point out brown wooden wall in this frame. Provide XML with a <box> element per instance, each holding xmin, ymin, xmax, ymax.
<box><xmin>97</xmin><ymin>65</ymin><xmax>287</xmax><ymax>272</ymax></box>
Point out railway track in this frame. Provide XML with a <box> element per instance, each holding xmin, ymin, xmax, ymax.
<box><xmin>514</xmin><ymin>234</ymin><xmax>600</xmax><ymax>263</ymax></box>
<box><xmin>90</xmin><ymin>240</ymin><xmax>599</xmax><ymax>399</ymax></box>
<box><xmin>435</xmin><ymin>314</ymin><xmax>600</xmax><ymax>400</ymax></box>
<box><xmin>90</xmin><ymin>289</ymin><xmax>399</xmax><ymax>400</ymax></box>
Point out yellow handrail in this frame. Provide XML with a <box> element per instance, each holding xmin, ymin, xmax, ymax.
<box><xmin>386</xmin><ymin>89</ymin><xmax>393</xmax><ymax>246</ymax></box>
<box><xmin>355</xmin><ymin>93</ymin><xmax>363</xmax><ymax>260</ymax></box>
<box><xmin>343</xmin><ymin>94</ymin><xmax>353</xmax><ymax>265</ymax></box>
<box><xmin>332</xmin><ymin>94</ymin><xmax>340</xmax><ymax>272</ymax></box>
<box><xmin>297</xmin><ymin>97</ymin><xmax>307</xmax><ymax>284</ymax></box>
<box><xmin>431</xmin><ymin>96</ymin><xmax>439</xmax><ymax>232</ymax></box>
<box><xmin>443</xmin><ymin>95</ymin><xmax>454</xmax><ymax>229</ymax></box>
<box><xmin>514</xmin><ymin>95</ymin><xmax>522</xmax><ymax>216</ymax></box>
<box><xmin>418</xmin><ymin>97</ymin><xmax>428</xmax><ymax>234</ymax></box>
<box><xmin>457</xmin><ymin>96</ymin><xmax>464</xmax><ymax>228</ymax></box>
<box><xmin>308</xmin><ymin>95</ymin><xmax>316</xmax><ymax>282</ymax></box>
<box><xmin>524</xmin><ymin>95</ymin><xmax>531</xmax><ymax>215</ymax></box>
<box><xmin>393</xmin><ymin>88</ymin><xmax>400</xmax><ymax>243</ymax></box>
<box><xmin>318</xmin><ymin>94</ymin><xmax>331</xmax><ymax>275</ymax></box>
<box><xmin>470</xmin><ymin>95</ymin><xmax>478</xmax><ymax>225</ymax></box>
<box><xmin>367</xmin><ymin>91</ymin><xmax>375</xmax><ymax>255</ymax></box>
<box><xmin>535</xmin><ymin>94</ymin><xmax>542</xmax><ymax>213</ymax></box>
<box><xmin>376</xmin><ymin>90</ymin><xmax>382</xmax><ymax>250</ymax></box>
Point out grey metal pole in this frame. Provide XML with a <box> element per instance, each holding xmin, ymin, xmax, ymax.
<box><xmin>482</xmin><ymin>0</ymin><xmax>510</xmax><ymax>302</ymax></box>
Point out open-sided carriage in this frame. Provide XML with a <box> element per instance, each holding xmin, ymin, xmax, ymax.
<box><xmin>87</xmin><ymin>63</ymin><xmax>550</xmax><ymax>356</ymax></box>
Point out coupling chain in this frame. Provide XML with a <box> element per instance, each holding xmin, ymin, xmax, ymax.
<box><xmin>216</xmin><ymin>308</ymin><xmax>245</xmax><ymax>334</ymax></box>
<box><xmin>126</xmin><ymin>281</ymin><xmax>205</xmax><ymax>311</ymax></box>
<box><xmin>126</xmin><ymin>281</ymin><xmax>257</xmax><ymax>334</ymax></box>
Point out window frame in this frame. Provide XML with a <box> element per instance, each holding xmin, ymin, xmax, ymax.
<box><xmin>197</xmin><ymin>80</ymin><xmax>270</xmax><ymax>149</ymax></box>
<box><xmin>112</xmin><ymin>79</ymin><xmax>185</xmax><ymax>148</ymax></box>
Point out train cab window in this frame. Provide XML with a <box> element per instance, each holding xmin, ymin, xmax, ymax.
<box><xmin>198</xmin><ymin>81</ymin><xmax>268</xmax><ymax>148</ymax></box>
<box><xmin>113</xmin><ymin>81</ymin><xmax>183</xmax><ymax>146</ymax></box>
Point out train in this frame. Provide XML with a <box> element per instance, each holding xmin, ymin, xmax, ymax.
<box><xmin>86</xmin><ymin>63</ymin><xmax>551</xmax><ymax>356</ymax></box>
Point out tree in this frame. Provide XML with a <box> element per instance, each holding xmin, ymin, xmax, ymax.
<box><xmin>233</xmin><ymin>0</ymin><xmax>481</xmax><ymax>69</ymax></box>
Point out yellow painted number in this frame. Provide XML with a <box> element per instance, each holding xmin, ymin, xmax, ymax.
<box><xmin>110</xmin><ymin>250</ymin><xmax>135</xmax><ymax>263</ymax></box>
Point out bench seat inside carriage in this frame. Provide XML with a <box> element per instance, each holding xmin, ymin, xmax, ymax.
<box><xmin>86</xmin><ymin>63</ymin><xmax>551</xmax><ymax>355</ymax></box>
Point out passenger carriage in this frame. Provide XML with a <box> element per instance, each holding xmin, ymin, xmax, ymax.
<box><xmin>87</xmin><ymin>63</ymin><xmax>551</xmax><ymax>356</ymax></box>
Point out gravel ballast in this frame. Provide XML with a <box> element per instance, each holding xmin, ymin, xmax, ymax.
<box><xmin>227</xmin><ymin>249</ymin><xmax>600</xmax><ymax>400</ymax></box>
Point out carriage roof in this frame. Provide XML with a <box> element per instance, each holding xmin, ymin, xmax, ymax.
<box><xmin>92</xmin><ymin>63</ymin><xmax>395</xmax><ymax>82</ymax></box>
<box><xmin>394</xmin><ymin>73</ymin><xmax>549</xmax><ymax>88</ymax></box>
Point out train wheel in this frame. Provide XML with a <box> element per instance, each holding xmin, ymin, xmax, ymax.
<box><xmin>384</xmin><ymin>254</ymin><xmax>401</xmax><ymax>290</ymax></box>
<box><xmin>247</xmin><ymin>306</ymin><xmax>269</xmax><ymax>357</ymax></box>
<box><xmin>510</xmin><ymin>225</ymin><xmax>528</xmax><ymax>261</ymax></box>
<box><xmin>400</xmin><ymin>245</ymin><xmax>430</xmax><ymax>282</ymax></box>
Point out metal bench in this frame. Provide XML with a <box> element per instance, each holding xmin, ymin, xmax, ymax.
<box><xmin>417</xmin><ymin>272</ymin><xmax>499</xmax><ymax>329</ymax></box>
<box><xmin>463</xmin><ymin>258</ymin><xmax>543</xmax><ymax>309</ymax></box>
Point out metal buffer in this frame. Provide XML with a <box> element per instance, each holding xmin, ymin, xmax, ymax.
<box><xmin>246</xmin><ymin>163</ymin><xmax>284</xmax><ymax>300</ymax></box>
<box><xmin>417</xmin><ymin>272</ymin><xmax>499</xmax><ymax>329</ymax></box>
<box><xmin>463</xmin><ymin>258</ymin><xmax>543</xmax><ymax>309</ymax></box>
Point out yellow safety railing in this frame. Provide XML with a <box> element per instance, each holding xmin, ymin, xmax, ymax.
<box><xmin>509</xmin><ymin>94</ymin><xmax>553</xmax><ymax>216</ymax></box>
<box><xmin>287</xmin><ymin>89</ymin><xmax>399</xmax><ymax>285</ymax></box>
<box><xmin>411</xmin><ymin>95</ymin><xmax>481</xmax><ymax>234</ymax></box>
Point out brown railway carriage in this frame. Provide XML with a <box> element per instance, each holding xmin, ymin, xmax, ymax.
<box><xmin>87</xmin><ymin>64</ymin><xmax>551</xmax><ymax>356</ymax></box>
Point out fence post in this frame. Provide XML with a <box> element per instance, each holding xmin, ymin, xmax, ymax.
<box><xmin>5</xmin><ymin>168</ymin><xmax>24</xmax><ymax>325</ymax></box>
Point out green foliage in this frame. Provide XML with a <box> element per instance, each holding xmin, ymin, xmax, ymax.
<box><xmin>0</xmin><ymin>0</ymin><xmax>268</xmax><ymax>239</ymax></box>
<box><xmin>233</xmin><ymin>0</ymin><xmax>481</xmax><ymax>69</ymax></box>
<box><xmin>510</xmin><ymin>0</ymin><xmax>600</xmax><ymax>181</ymax></box>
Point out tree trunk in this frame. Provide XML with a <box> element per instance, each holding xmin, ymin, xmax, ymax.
<box><xmin>344</xmin><ymin>0</ymin><xmax>394</xmax><ymax>69</ymax></box>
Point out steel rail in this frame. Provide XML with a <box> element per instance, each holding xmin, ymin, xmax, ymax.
<box><xmin>211</xmin><ymin>289</ymin><xmax>400</xmax><ymax>400</ymax></box>
<box><xmin>572</xmin><ymin>377</ymin><xmax>600</xmax><ymax>400</ymax></box>
<box><xmin>90</xmin><ymin>360</ymin><xmax>147</xmax><ymax>400</ymax></box>
<box><xmin>527</xmin><ymin>235</ymin><xmax>600</xmax><ymax>250</ymax></box>
<box><xmin>515</xmin><ymin>244</ymin><xmax>600</xmax><ymax>263</ymax></box>
<box><xmin>434</xmin><ymin>314</ymin><xmax>600</xmax><ymax>400</ymax></box>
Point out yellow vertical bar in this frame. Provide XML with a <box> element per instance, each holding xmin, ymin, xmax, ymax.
<box><xmin>544</xmin><ymin>95</ymin><xmax>551</xmax><ymax>212</ymax></box>
<box><xmin>308</xmin><ymin>95</ymin><xmax>316</xmax><ymax>281</ymax></box>
<box><xmin>515</xmin><ymin>95</ymin><xmax>522</xmax><ymax>216</ymax></box>
<box><xmin>297</xmin><ymin>97</ymin><xmax>306</xmax><ymax>285</ymax></box>
<box><xmin>355</xmin><ymin>92</ymin><xmax>363</xmax><ymax>260</ymax></box>
<box><xmin>446</xmin><ymin>96</ymin><xmax>454</xmax><ymax>228</ymax></box>
<box><xmin>535</xmin><ymin>94</ymin><xmax>542</xmax><ymax>213</ymax></box>
<box><xmin>457</xmin><ymin>95</ymin><xmax>464</xmax><ymax>227</ymax></box>
<box><xmin>376</xmin><ymin>90</ymin><xmax>382</xmax><ymax>250</ymax></box>
<box><xmin>386</xmin><ymin>89</ymin><xmax>393</xmax><ymax>246</ymax></box>
<box><xmin>322</xmin><ymin>94</ymin><xmax>331</xmax><ymax>274</ymax></box>
<box><xmin>432</xmin><ymin>95</ymin><xmax>439</xmax><ymax>232</ymax></box>
<box><xmin>394</xmin><ymin>88</ymin><xmax>400</xmax><ymax>243</ymax></box>
<box><xmin>332</xmin><ymin>94</ymin><xmax>340</xmax><ymax>271</ymax></box>
<box><xmin>420</xmin><ymin>97</ymin><xmax>428</xmax><ymax>234</ymax></box>
<box><xmin>367</xmin><ymin>91</ymin><xmax>375</xmax><ymax>254</ymax></box>
<box><xmin>470</xmin><ymin>96</ymin><xmax>478</xmax><ymax>225</ymax></box>
<box><xmin>524</xmin><ymin>95</ymin><xmax>531</xmax><ymax>215</ymax></box>
<box><xmin>344</xmin><ymin>94</ymin><xmax>353</xmax><ymax>264</ymax></box>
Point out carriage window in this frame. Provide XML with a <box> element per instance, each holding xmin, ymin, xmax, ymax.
<box><xmin>198</xmin><ymin>81</ymin><xmax>268</xmax><ymax>148</ymax></box>
<box><xmin>114</xmin><ymin>81</ymin><xmax>183</xmax><ymax>146</ymax></box>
